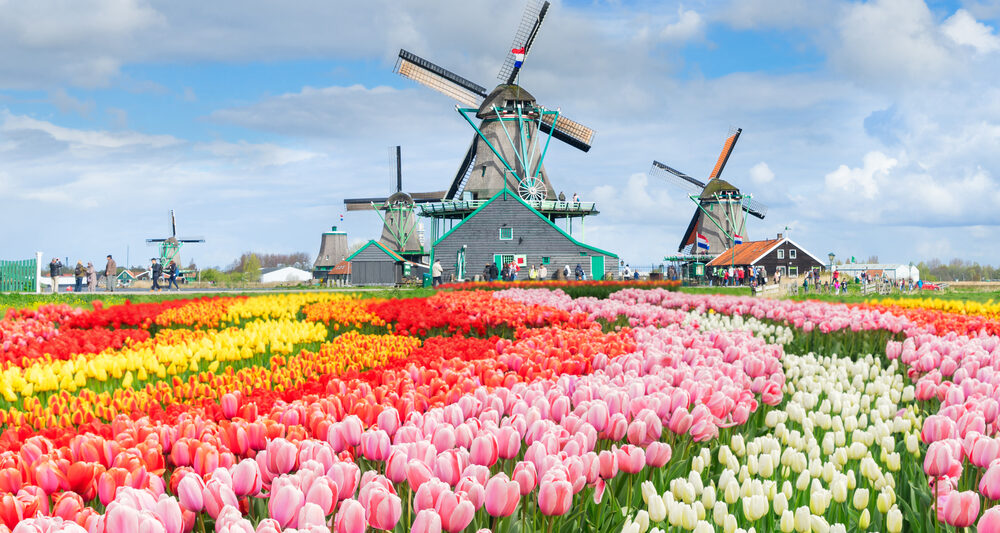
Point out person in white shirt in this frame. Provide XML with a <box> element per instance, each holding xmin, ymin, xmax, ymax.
<box><xmin>432</xmin><ymin>259</ymin><xmax>443</xmax><ymax>287</ymax></box>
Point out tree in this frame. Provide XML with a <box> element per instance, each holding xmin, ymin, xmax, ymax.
<box><xmin>243</xmin><ymin>254</ymin><xmax>261</xmax><ymax>282</ymax></box>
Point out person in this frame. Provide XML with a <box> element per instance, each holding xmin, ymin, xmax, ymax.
<box><xmin>510</xmin><ymin>261</ymin><xmax>519</xmax><ymax>281</ymax></box>
<box><xmin>529</xmin><ymin>264</ymin><xmax>537</xmax><ymax>281</ymax></box>
<box><xmin>558</xmin><ymin>191</ymin><xmax>566</xmax><ymax>202</ymax></box>
<box><xmin>489</xmin><ymin>262</ymin><xmax>499</xmax><ymax>282</ymax></box>
<box><xmin>73</xmin><ymin>261</ymin><xmax>85</xmax><ymax>293</ymax></box>
<box><xmin>574</xmin><ymin>264</ymin><xmax>584</xmax><ymax>281</ymax></box>
<box><xmin>572</xmin><ymin>192</ymin><xmax>580</xmax><ymax>203</ymax></box>
<box><xmin>48</xmin><ymin>257</ymin><xmax>63</xmax><ymax>294</ymax></box>
<box><xmin>104</xmin><ymin>255</ymin><xmax>117</xmax><ymax>292</ymax></box>
<box><xmin>483</xmin><ymin>263</ymin><xmax>493</xmax><ymax>282</ymax></box>
<box><xmin>538</xmin><ymin>264</ymin><xmax>547</xmax><ymax>281</ymax></box>
<box><xmin>633</xmin><ymin>270</ymin><xmax>639</xmax><ymax>281</ymax></box>
<box><xmin>86</xmin><ymin>262</ymin><xmax>97</xmax><ymax>293</ymax></box>
<box><xmin>166</xmin><ymin>261</ymin><xmax>180</xmax><ymax>290</ymax></box>
<box><xmin>563</xmin><ymin>265</ymin><xmax>571</xmax><ymax>279</ymax></box>
<box><xmin>803</xmin><ymin>276</ymin><xmax>809</xmax><ymax>293</ymax></box>
<box><xmin>432</xmin><ymin>259</ymin><xmax>443</xmax><ymax>287</ymax></box>
<box><xmin>622</xmin><ymin>264</ymin><xmax>631</xmax><ymax>280</ymax></box>
<box><xmin>150</xmin><ymin>258</ymin><xmax>163</xmax><ymax>292</ymax></box>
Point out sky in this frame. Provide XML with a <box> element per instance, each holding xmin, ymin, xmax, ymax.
<box><xmin>2</xmin><ymin>0</ymin><xmax>1000</xmax><ymax>269</ymax></box>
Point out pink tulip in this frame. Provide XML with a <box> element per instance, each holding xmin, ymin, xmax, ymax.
<box><xmin>668</xmin><ymin>407</ymin><xmax>693</xmax><ymax>435</ymax></box>
<box><xmin>297</xmin><ymin>502</ymin><xmax>327</xmax><ymax>529</ymax></box>
<box><xmin>538</xmin><ymin>478</ymin><xmax>573</xmax><ymax>516</ymax></box>
<box><xmin>456</xmin><ymin>476</ymin><xmax>486</xmax><ymax>510</ymax></box>
<box><xmin>105</xmin><ymin>502</ymin><xmax>140</xmax><ymax>532</ymax></box>
<box><xmin>385</xmin><ymin>448</ymin><xmax>409</xmax><ymax>484</ymax></box>
<box><xmin>406</xmin><ymin>460</ymin><xmax>434</xmax><ymax>492</ymax></box>
<box><xmin>202</xmin><ymin>478</ymin><xmax>239</xmax><ymax>519</ymax></box>
<box><xmin>220</xmin><ymin>392</ymin><xmax>239</xmax><ymax>419</ymax></box>
<box><xmin>365</xmin><ymin>485</ymin><xmax>402</xmax><ymax>531</ymax></box>
<box><xmin>972</xmin><ymin>438</ymin><xmax>1000</xmax><ymax>468</ymax></box>
<box><xmin>268</xmin><ymin>481</ymin><xmax>304</xmax><ymax>529</ymax></box>
<box><xmin>598</xmin><ymin>450</ymin><xmax>618</xmax><ymax>480</ymax></box>
<box><xmin>925</xmin><ymin>441</ymin><xmax>958</xmax><ymax>478</ymax></box>
<box><xmin>411</xmin><ymin>509</ymin><xmax>442</xmax><ymax>533</ymax></box>
<box><xmin>484</xmin><ymin>474</ymin><xmax>519</xmax><ymax>517</ymax></box>
<box><xmin>435</xmin><ymin>491</ymin><xmax>475</xmax><ymax>533</ymax></box>
<box><xmin>512</xmin><ymin>461</ymin><xmax>537</xmax><ymax>495</ymax></box>
<box><xmin>231</xmin><ymin>459</ymin><xmax>262</xmax><ymax>497</ymax></box>
<box><xmin>361</xmin><ymin>430</ymin><xmax>392</xmax><ymax>462</ymax></box>
<box><xmin>645</xmin><ymin>442</ymin><xmax>672</xmax><ymax>468</ymax></box>
<box><xmin>980</xmin><ymin>463</ymin><xmax>1000</xmax><ymax>500</ymax></box>
<box><xmin>342</xmin><ymin>415</ymin><xmax>364</xmax><ymax>447</ymax></box>
<box><xmin>433</xmin><ymin>450</ymin><xmax>466</xmax><ymax>486</ymax></box>
<box><xmin>470</xmin><ymin>434</ymin><xmax>499</xmax><ymax>467</ymax></box>
<box><xmin>414</xmin><ymin>479</ymin><xmax>449</xmax><ymax>512</ymax></box>
<box><xmin>254</xmin><ymin>519</ymin><xmax>282</xmax><ymax>533</ymax></box>
<box><xmin>305</xmin><ymin>476</ymin><xmax>339</xmax><ymax>515</ymax></box>
<box><xmin>266</xmin><ymin>439</ymin><xmax>297</xmax><ymax>476</ymax></box>
<box><xmin>333</xmin><ymin>498</ymin><xmax>366</xmax><ymax>533</ymax></box>
<box><xmin>155</xmin><ymin>496</ymin><xmax>184</xmax><ymax>533</ymax></box>
<box><xmin>377</xmin><ymin>408</ymin><xmax>401</xmax><ymax>438</ymax></box>
<box><xmin>328</xmin><ymin>462</ymin><xmax>361</xmax><ymax>500</ymax></box>
<box><xmin>177</xmin><ymin>474</ymin><xmax>205</xmax><ymax>513</ymax></box>
<box><xmin>943</xmin><ymin>490</ymin><xmax>980</xmax><ymax>527</ymax></box>
<box><xmin>431</xmin><ymin>425</ymin><xmax>457</xmax><ymax>454</ymax></box>
<box><xmin>979</xmin><ymin>507</ymin><xmax>1000</xmax><ymax>532</ymax></box>
<box><xmin>496</xmin><ymin>427</ymin><xmax>521</xmax><ymax>460</ymax></box>
<box><xmin>923</xmin><ymin>415</ymin><xmax>957</xmax><ymax>444</ymax></box>
<box><xmin>616</xmin><ymin>445</ymin><xmax>645</xmax><ymax>474</ymax></box>
<box><xmin>52</xmin><ymin>492</ymin><xmax>84</xmax><ymax>522</ymax></box>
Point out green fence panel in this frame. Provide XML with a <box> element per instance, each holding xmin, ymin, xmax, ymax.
<box><xmin>0</xmin><ymin>258</ymin><xmax>37</xmax><ymax>292</ymax></box>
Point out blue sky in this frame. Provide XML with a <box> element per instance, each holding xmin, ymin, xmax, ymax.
<box><xmin>2</xmin><ymin>0</ymin><xmax>1000</xmax><ymax>269</ymax></box>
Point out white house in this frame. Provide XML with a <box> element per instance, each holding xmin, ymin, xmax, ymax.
<box><xmin>261</xmin><ymin>266</ymin><xmax>313</xmax><ymax>284</ymax></box>
<box><xmin>833</xmin><ymin>263</ymin><xmax>919</xmax><ymax>282</ymax></box>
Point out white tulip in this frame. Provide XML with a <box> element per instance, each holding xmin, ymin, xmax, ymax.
<box><xmin>693</xmin><ymin>521</ymin><xmax>714</xmax><ymax>533</ymax></box>
<box><xmin>634</xmin><ymin>510</ymin><xmax>649</xmax><ymax>533</ymax></box>
<box><xmin>648</xmin><ymin>494</ymin><xmax>667</xmax><ymax>523</ymax></box>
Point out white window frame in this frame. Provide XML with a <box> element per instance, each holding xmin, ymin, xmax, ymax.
<box><xmin>777</xmin><ymin>266</ymin><xmax>787</xmax><ymax>276</ymax></box>
<box><xmin>788</xmin><ymin>266</ymin><xmax>798</xmax><ymax>277</ymax></box>
<box><xmin>777</xmin><ymin>249</ymin><xmax>784</xmax><ymax>259</ymax></box>
<box><xmin>499</xmin><ymin>227</ymin><xmax>513</xmax><ymax>240</ymax></box>
<box><xmin>789</xmin><ymin>249</ymin><xmax>797</xmax><ymax>259</ymax></box>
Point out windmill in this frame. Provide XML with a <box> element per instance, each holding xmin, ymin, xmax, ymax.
<box><xmin>344</xmin><ymin>146</ymin><xmax>435</xmax><ymax>255</ymax></box>
<box><xmin>649</xmin><ymin>128</ymin><xmax>769</xmax><ymax>255</ymax></box>
<box><xmin>145</xmin><ymin>210</ymin><xmax>205</xmax><ymax>271</ymax></box>
<box><xmin>393</xmin><ymin>0</ymin><xmax>595</xmax><ymax>206</ymax></box>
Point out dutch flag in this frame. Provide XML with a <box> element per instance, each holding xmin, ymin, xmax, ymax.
<box><xmin>697</xmin><ymin>233</ymin><xmax>710</xmax><ymax>250</ymax></box>
<box><xmin>734</xmin><ymin>234</ymin><xmax>743</xmax><ymax>244</ymax></box>
<box><xmin>512</xmin><ymin>47</ymin><xmax>525</xmax><ymax>68</ymax></box>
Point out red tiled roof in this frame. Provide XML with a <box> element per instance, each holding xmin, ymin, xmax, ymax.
<box><xmin>328</xmin><ymin>260</ymin><xmax>351</xmax><ymax>275</ymax></box>
<box><xmin>706</xmin><ymin>239</ymin><xmax>782</xmax><ymax>267</ymax></box>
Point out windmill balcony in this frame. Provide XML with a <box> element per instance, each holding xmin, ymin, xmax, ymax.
<box><xmin>418</xmin><ymin>198</ymin><xmax>598</xmax><ymax>219</ymax></box>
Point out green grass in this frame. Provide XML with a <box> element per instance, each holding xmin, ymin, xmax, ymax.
<box><xmin>679</xmin><ymin>286</ymin><xmax>753</xmax><ymax>297</ymax></box>
<box><xmin>789</xmin><ymin>288</ymin><xmax>1000</xmax><ymax>304</ymax></box>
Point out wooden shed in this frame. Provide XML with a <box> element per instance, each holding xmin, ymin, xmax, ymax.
<box><xmin>431</xmin><ymin>190</ymin><xmax>618</xmax><ymax>282</ymax></box>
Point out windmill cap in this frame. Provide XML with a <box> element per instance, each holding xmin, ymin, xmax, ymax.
<box><xmin>477</xmin><ymin>84</ymin><xmax>537</xmax><ymax>118</ymax></box>
<box><xmin>700</xmin><ymin>179</ymin><xmax>740</xmax><ymax>198</ymax></box>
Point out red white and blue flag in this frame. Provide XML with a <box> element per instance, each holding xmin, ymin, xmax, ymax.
<box><xmin>734</xmin><ymin>234</ymin><xmax>743</xmax><ymax>244</ymax></box>
<box><xmin>512</xmin><ymin>47</ymin><xmax>525</xmax><ymax>68</ymax></box>
<box><xmin>697</xmin><ymin>233</ymin><xmax>709</xmax><ymax>250</ymax></box>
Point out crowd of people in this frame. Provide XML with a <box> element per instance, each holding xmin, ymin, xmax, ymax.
<box><xmin>45</xmin><ymin>255</ymin><xmax>181</xmax><ymax>293</ymax></box>
<box><xmin>707</xmin><ymin>265</ymin><xmax>773</xmax><ymax>288</ymax></box>
<box><xmin>480</xmin><ymin>261</ymin><xmax>592</xmax><ymax>282</ymax></box>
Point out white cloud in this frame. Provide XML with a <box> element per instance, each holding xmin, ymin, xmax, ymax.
<box><xmin>942</xmin><ymin>9</ymin><xmax>1000</xmax><ymax>53</ymax></box>
<box><xmin>824</xmin><ymin>151</ymin><xmax>896</xmax><ymax>201</ymax></box>
<box><xmin>718</xmin><ymin>0</ymin><xmax>841</xmax><ymax>29</ymax></box>
<box><xmin>749</xmin><ymin>162</ymin><xmax>775</xmax><ymax>184</ymax></box>
<box><xmin>1</xmin><ymin>111</ymin><xmax>179</xmax><ymax>150</ymax></box>
<box><xmin>660</xmin><ymin>8</ymin><xmax>705</xmax><ymax>43</ymax></box>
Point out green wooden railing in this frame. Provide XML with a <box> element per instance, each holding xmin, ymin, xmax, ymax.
<box><xmin>0</xmin><ymin>259</ymin><xmax>37</xmax><ymax>292</ymax></box>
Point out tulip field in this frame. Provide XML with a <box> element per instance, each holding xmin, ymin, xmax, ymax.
<box><xmin>2</xmin><ymin>288</ymin><xmax>1000</xmax><ymax>532</ymax></box>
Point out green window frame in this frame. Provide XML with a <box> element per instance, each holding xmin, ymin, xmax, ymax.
<box><xmin>499</xmin><ymin>227</ymin><xmax>514</xmax><ymax>240</ymax></box>
<box><xmin>541</xmin><ymin>257</ymin><xmax>550</xmax><ymax>265</ymax></box>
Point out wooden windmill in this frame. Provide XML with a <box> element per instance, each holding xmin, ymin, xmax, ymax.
<box><xmin>393</xmin><ymin>0</ymin><xmax>594</xmax><ymax>203</ymax></box>
<box><xmin>649</xmin><ymin>128</ymin><xmax>769</xmax><ymax>254</ymax></box>
<box><xmin>145</xmin><ymin>210</ymin><xmax>204</xmax><ymax>271</ymax></box>
<box><xmin>344</xmin><ymin>146</ymin><xmax>433</xmax><ymax>255</ymax></box>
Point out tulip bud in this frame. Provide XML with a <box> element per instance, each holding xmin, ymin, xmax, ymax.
<box><xmin>780</xmin><ymin>509</ymin><xmax>794</xmax><ymax>533</ymax></box>
<box><xmin>723</xmin><ymin>513</ymin><xmax>737</xmax><ymax>533</ymax></box>
<box><xmin>773</xmin><ymin>493</ymin><xmax>787</xmax><ymax>516</ymax></box>
<box><xmin>877</xmin><ymin>490</ymin><xmax>891</xmax><ymax>513</ymax></box>
<box><xmin>634</xmin><ymin>510</ymin><xmax>650</xmax><ymax>533</ymax></box>
<box><xmin>793</xmin><ymin>506</ymin><xmax>810</xmax><ymax>533</ymax></box>
<box><xmin>852</xmin><ymin>488</ymin><xmax>869</xmax><ymax>511</ymax></box>
<box><xmin>859</xmin><ymin>509</ymin><xmax>871</xmax><ymax>529</ymax></box>
<box><xmin>830</xmin><ymin>479</ymin><xmax>847</xmax><ymax>504</ymax></box>
<box><xmin>887</xmin><ymin>506</ymin><xmax>902</xmax><ymax>533</ymax></box>
<box><xmin>713</xmin><ymin>501</ymin><xmax>728</xmax><ymax>526</ymax></box>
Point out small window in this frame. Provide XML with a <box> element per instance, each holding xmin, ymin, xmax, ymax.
<box><xmin>777</xmin><ymin>266</ymin><xmax>786</xmax><ymax>276</ymax></box>
<box><xmin>789</xmin><ymin>266</ymin><xmax>798</xmax><ymax>277</ymax></box>
<box><xmin>541</xmin><ymin>257</ymin><xmax>550</xmax><ymax>265</ymax></box>
<box><xmin>579</xmin><ymin>251</ymin><xmax>587</xmax><ymax>256</ymax></box>
<box><xmin>777</xmin><ymin>249</ymin><xmax>784</xmax><ymax>259</ymax></box>
<box><xmin>499</xmin><ymin>228</ymin><xmax>513</xmax><ymax>240</ymax></box>
<box><xmin>789</xmin><ymin>249</ymin><xmax>797</xmax><ymax>259</ymax></box>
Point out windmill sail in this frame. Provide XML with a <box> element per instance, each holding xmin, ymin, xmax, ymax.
<box><xmin>709</xmin><ymin>128</ymin><xmax>742</xmax><ymax>179</ymax></box>
<box><xmin>395</xmin><ymin>50</ymin><xmax>486</xmax><ymax>107</ymax></box>
<box><xmin>538</xmin><ymin>112</ymin><xmax>594</xmax><ymax>152</ymax></box>
<box><xmin>497</xmin><ymin>0</ymin><xmax>551</xmax><ymax>84</ymax></box>
<box><xmin>650</xmin><ymin>160</ymin><xmax>706</xmax><ymax>196</ymax></box>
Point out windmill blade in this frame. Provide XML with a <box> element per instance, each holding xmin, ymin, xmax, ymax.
<box><xmin>650</xmin><ymin>160</ymin><xmax>706</xmax><ymax>196</ymax></box>
<box><xmin>539</xmin><ymin>112</ymin><xmax>594</xmax><ymax>152</ymax></box>
<box><xmin>740</xmin><ymin>196</ymin><xmax>768</xmax><ymax>219</ymax></box>
<box><xmin>169</xmin><ymin>210</ymin><xmax>177</xmax><ymax>238</ymax></box>
<box><xmin>678</xmin><ymin>209</ymin><xmax>700</xmax><ymax>253</ymax></box>
<box><xmin>389</xmin><ymin>145</ymin><xmax>402</xmax><ymax>194</ymax></box>
<box><xmin>395</xmin><ymin>49</ymin><xmax>487</xmax><ymax>108</ymax></box>
<box><xmin>344</xmin><ymin>197</ymin><xmax>390</xmax><ymax>211</ymax></box>
<box><xmin>446</xmin><ymin>138</ymin><xmax>478</xmax><ymax>199</ymax></box>
<box><xmin>497</xmin><ymin>0</ymin><xmax>551</xmax><ymax>85</ymax></box>
<box><xmin>709</xmin><ymin>127</ymin><xmax>742</xmax><ymax>179</ymax></box>
<box><xmin>178</xmin><ymin>237</ymin><xmax>206</xmax><ymax>243</ymax></box>
<box><xmin>146</xmin><ymin>239</ymin><xmax>167</xmax><ymax>243</ymax></box>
